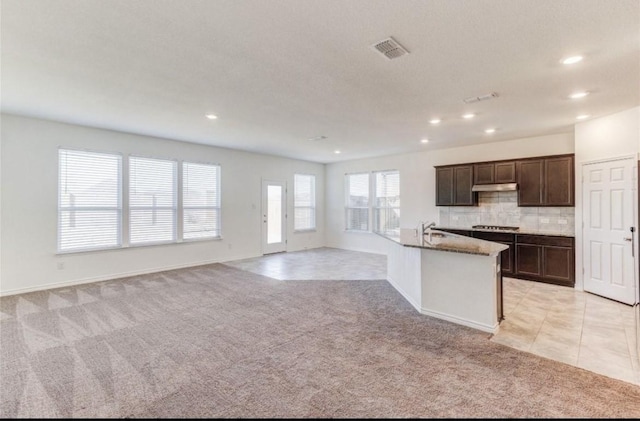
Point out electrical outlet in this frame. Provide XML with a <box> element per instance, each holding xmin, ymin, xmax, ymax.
<box><xmin>452</xmin><ymin>215</ymin><xmax>459</xmax><ymax>221</ymax></box>
<box><xmin>558</xmin><ymin>219</ymin><xmax>567</xmax><ymax>225</ymax></box>
<box><xmin>540</xmin><ymin>218</ymin><xmax>550</xmax><ymax>224</ymax></box>
<box><xmin>57</xmin><ymin>262</ymin><xmax>65</xmax><ymax>270</ymax></box>
<box><xmin>228</xmin><ymin>243</ymin><xmax>232</xmax><ymax>250</ymax></box>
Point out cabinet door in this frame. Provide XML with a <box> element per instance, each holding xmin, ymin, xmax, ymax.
<box><xmin>542</xmin><ymin>246</ymin><xmax>574</xmax><ymax>285</ymax></box>
<box><xmin>544</xmin><ymin>156</ymin><xmax>574</xmax><ymax>206</ymax></box>
<box><xmin>517</xmin><ymin>159</ymin><xmax>544</xmax><ymax>206</ymax></box>
<box><xmin>515</xmin><ymin>244</ymin><xmax>542</xmax><ymax>277</ymax></box>
<box><xmin>500</xmin><ymin>243</ymin><xmax>514</xmax><ymax>275</ymax></box>
<box><xmin>474</xmin><ymin>163</ymin><xmax>495</xmax><ymax>185</ymax></box>
<box><xmin>436</xmin><ymin>167</ymin><xmax>454</xmax><ymax>206</ymax></box>
<box><xmin>454</xmin><ymin>165</ymin><xmax>476</xmax><ymax>205</ymax></box>
<box><xmin>495</xmin><ymin>161</ymin><xmax>516</xmax><ymax>183</ymax></box>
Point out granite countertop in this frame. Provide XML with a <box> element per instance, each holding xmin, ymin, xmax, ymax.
<box><xmin>436</xmin><ymin>226</ymin><xmax>575</xmax><ymax>238</ymax></box>
<box><xmin>379</xmin><ymin>229</ymin><xmax>508</xmax><ymax>257</ymax></box>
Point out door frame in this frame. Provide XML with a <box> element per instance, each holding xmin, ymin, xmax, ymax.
<box><xmin>261</xmin><ymin>179</ymin><xmax>287</xmax><ymax>255</ymax></box>
<box><xmin>580</xmin><ymin>154</ymin><xmax>638</xmax><ymax>304</ymax></box>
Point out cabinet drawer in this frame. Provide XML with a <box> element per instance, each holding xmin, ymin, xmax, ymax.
<box><xmin>516</xmin><ymin>234</ymin><xmax>574</xmax><ymax>247</ymax></box>
<box><xmin>438</xmin><ymin>229</ymin><xmax>473</xmax><ymax>237</ymax></box>
<box><xmin>472</xmin><ymin>231</ymin><xmax>515</xmax><ymax>243</ymax></box>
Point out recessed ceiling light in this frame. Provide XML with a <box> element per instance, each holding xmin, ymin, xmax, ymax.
<box><xmin>429</xmin><ymin>119</ymin><xmax>441</xmax><ymax>125</ymax></box>
<box><xmin>421</xmin><ymin>138</ymin><xmax>429</xmax><ymax>144</ymax></box>
<box><xmin>334</xmin><ymin>150</ymin><xmax>341</xmax><ymax>154</ymax></box>
<box><xmin>462</xmin><ymin>113</ymin><xmax>475</xmax><ymax>119</ymax></box>
<box><xmin>576</xmin><ymin>114</ymin><xmax>590</xmax><ymax>120</ymax></box>
<box><xmin>485</xmin><ymin>128</ymin><xmax>496</xmax><ymax>134</ymax></box>
<box><xmin>562</xmin><ymin>55</ymin><xmax>583</xmax><ymax>65</ymax></box>
<box><xmin>569</xmin><ymin>91</ymin><xmax>589</xmax><ymax>99</ymax></box>
<box><xmin>205</xmin><ymin>114</ymin><xmax>218</xmax><ymax>120</ymax></box>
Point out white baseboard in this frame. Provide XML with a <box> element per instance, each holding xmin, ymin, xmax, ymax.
<box><xmin>0</xmin><ymin>253</ymin><xmax>257</xmax><ymax>297</ymax></box>
<box><xmin>386</xmin><ymin>275</ymin><xmax>421</xmax><ymax>313</ymax></box>
<box><xmin>420</xmin><ymin>307</ymin><xmax>498</xmax><ymax>334</ymax></box>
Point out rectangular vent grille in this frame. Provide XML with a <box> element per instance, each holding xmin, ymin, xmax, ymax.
<box><xmin>463</xmin><ymin>92</ymin><xmax>499</xmax><ymax>104</ymax></box>
<box><xmin>372</xmin><ymin>37</ymin><xmax>409</xmax><ymax>60</ymax></box>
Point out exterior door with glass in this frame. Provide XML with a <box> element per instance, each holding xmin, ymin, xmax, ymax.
<box><xmin>262</xmin><ymin>180</ymin><xmax>287</xmax><ymax>254</ymax></box>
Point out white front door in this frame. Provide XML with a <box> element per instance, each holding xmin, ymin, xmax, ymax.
<box><xmin>583</xmin><ymin>157</ymin><xmax>637</xmax><ymax>305</ymax></box>
<box><xmin>262</xmin><ymin>180</ymin><xmax>287</xmax><ymax>254</ymax></box>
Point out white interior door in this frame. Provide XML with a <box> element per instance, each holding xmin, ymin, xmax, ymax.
<box><xmin>583</xmin><ymin>157</ymin><xmax>637</xmax><ymax>305</ymax></box>
<box><xmin>262</xmin><ymin>180</ymin><xmax>286</xmax><ymax>254</ymax></box>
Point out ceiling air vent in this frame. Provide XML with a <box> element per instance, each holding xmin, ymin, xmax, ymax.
<box><xmin>463</xmin><ymin>92</ymin><xmax>499</xmax><ymax>104</ymax></box>
<box><xmin>372</xmin><ymin>37</ymin><xmax>409</xmax><ymax>60</ymax></box>
<box><xmin>308</xmin><ymin>135</ymin><xmax>327</xmax><ymax>141</ymax></box>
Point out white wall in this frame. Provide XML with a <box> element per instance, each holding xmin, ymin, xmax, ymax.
<box><xmin>0</xmin><ymin>114</ymin><xmax>325</xmax><ymax>295</ymax></box>
<box><xmin>574</xmin><ymin>106</ymin><xmax>640</xmax><ymax>290</ymax></box>
<box><xmin>326</xmin><ymin>132</ymin><xmax>574</xmax><ymax>254</ymax></box>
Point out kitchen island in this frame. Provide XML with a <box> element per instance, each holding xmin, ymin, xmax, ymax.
<box><xmin>382</xmin><ymin>228</ymin><xmax>508</xmax><ymax>333</ymax></box>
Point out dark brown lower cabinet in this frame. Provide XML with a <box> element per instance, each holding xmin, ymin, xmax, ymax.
<box><xmin>437</xmin><ymin>228</ymin><xmax>574</xmax><ymax>286</ymax></box>
<box><xmin>471</xmin><ymin>231</ymin><xmax>515</xmax><ymax>277</ymax></box>
<box><xmin>515</xmin><ymin>234</ymin><xmax>575</xmax><ymax>287</ymax></box>
<box><xmin>515</xmin><ymin>244</ymin><xmax>542</xmax><ymax>277</ymax></box>
<box><xmin>542</xmin><ymin>246</ymin><xmax>573</xmax><ymax>283</ymax></box>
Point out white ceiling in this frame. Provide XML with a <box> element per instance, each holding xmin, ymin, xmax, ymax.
<box><xmin>1</xmin><ymin>0</ymin><xmax>639</xmax><ymax>164</ymax></box>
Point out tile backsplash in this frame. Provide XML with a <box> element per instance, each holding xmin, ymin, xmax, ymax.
<box><xmin>438</xmin><ymin>191</ymin><xmax>575</xmax><ymax>235</ymax></box>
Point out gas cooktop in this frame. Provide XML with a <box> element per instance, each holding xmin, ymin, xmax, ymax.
<box><xmin>472</xmin><ymin>225</ymin><xmax>520</xmax><ymax>231</ymax></box>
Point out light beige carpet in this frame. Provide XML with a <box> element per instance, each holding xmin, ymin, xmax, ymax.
<box><xmin>1</xmin><ymin>263</ymin><xmax>639</xmax><ymax>418</ymax></box>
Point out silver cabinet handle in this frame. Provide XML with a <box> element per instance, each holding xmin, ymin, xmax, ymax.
<box><xmin>624</xmin><ymin>237</ymin><xmax>632</xmax><ymax>241</ymax></box>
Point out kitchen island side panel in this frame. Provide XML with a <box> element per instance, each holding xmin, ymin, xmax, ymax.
<box><xmin>420</xmin><ymin>250</ymin><xmax>499</xmax><ymax>333</ymax></box>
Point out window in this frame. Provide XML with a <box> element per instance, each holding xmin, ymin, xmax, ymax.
<box><xmin>345</xmin><ymin>173</ymin><xmax>370</xmax><ymax>231</ymax></box>
<box><xmin>373</xmin><ymin>170</ymin><xmax>400</xmax><ymax>235</ymax></box>
<box><xmin>58</xmin><ymin>149</ymin><xmax>122</xmax><ymax>252</ymax></box>
<box><xmin>129</xmin><ymin>156</ymin><xmax>177</xmax><ymax>245</ymax></box>
<box><xmin>345</xmin><ymin>170</ymin><xmax>400</xmax><ymax>234</ymax></box>
<box><xmin>294</xmin><ymin>174</ymin><xmax>316</xmax><ymax>231</ymax></box>
<box><xmin>183</xmin><ymin>162</ymin><xmax>221</xmax><ymax>239</ymax></box>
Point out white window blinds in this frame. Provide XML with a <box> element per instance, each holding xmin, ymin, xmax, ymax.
<box><xmin>183</xmin><ymin>162</ymin><xmax>221</xmax><ymax>239</ymax></box>
<box><xmin>58</xmin><ymin>149</ymin><xmax>122</xmax><ymax>252</ymax></box>
<box><xmin>374</xmin><ymin>170</ymin><xmax>400</xmax><ymax>235</ymax></box>
<box><xmin>345</xmin><ymin>173</ymin><xmax>370</xmax><ymax>231</ymax></box>
<box><xmin>129</xmin><ymin>156</ymin><xmax>177</xmax><ymax>245</ymax></box>
<box><xmin>294</xmin><ymin>174</ymin><xmax>316</xmax><ymax>231</ymax></box>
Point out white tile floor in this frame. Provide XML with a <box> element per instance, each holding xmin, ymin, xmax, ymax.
<box><xmin>224</xmin><ymin>247</ymin><xmax>387</xmax><ymax>281</ymax></box>
<box><xmin>492</xmin><ymin>277</ymin><xmax>640</xmax><ymax>385</ymax></box>
<box><xmin>224</xmin><ymin>248</ymin><xmax>640</xmax><ymax>386</ymax></box>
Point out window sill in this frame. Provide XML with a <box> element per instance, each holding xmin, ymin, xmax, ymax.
<box><xmin>56</xmin><ymin>236</ymin><xmax>223</xmax><ymax>256</ymax></box>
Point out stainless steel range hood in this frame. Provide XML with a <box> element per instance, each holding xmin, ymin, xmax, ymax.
<box><xmin>471</xmin><ymin>183</ymin><xmax>518</xmax><ymax>192</ymax></box>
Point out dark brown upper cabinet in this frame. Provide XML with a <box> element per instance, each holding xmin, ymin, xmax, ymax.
<box><xmin>437</xmin><ymin>154</ymin><xmax>573</xmax><ymax>207</ymax></box>
<box><xmin>454</xmin><ymin>165</ymin><xmax>475</xmax><ymax>205</ymax></box>
<box><xmin>473</xmin><ymin>161</ymin><xmax>516</xmax><ymax>185</ymax></box>
<box><xmin>494</xmin><ymin>161</ymin><xmax>516</xmax><ymax>183</ymax></box>
<box><xmin>544</xmin><ymin>155</ymin><xmax>574</xmax><ymax>206</ymax></box>
<box><xmin>435</xmin><ymin>165</ymin><xmax>477</xmax><ymax>206</ymax></box>
<box><xmin>436</xmin><ymin>167</ymin><xmax>454</xmax><ymax>206</ymax></box>
<box><xmin>517</xmin><ymin>159</ymin><xmax>545</xmax><ymax>206</ymax></box>
<box><xmin>517</xmin><ymin>155</ymin><xmax>574</xmax><ymax>207</ymax></box>
<box><xmin>473</xmin><ymin>163</ymin><xmax>495</xmax><ymax>184</ymax></box>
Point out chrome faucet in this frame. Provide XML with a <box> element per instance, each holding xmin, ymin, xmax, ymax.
<box><xmin>422</xmin><ymin>221</ymin><xmax>436</xmax><ymax>234</ymax></box>
<box><xmin>421</xmin><ymin>221</ymin><xmax>436</xmax><ymax>243</ymax></box>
